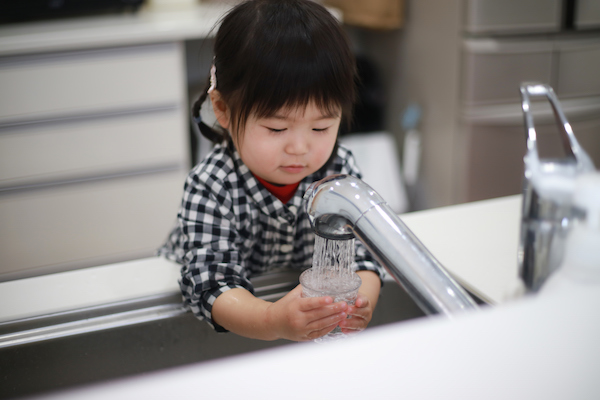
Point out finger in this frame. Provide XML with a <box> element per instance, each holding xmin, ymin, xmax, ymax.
<box><xmin>298</xmin><ymin>295</ymin><xmax>336</xmax><ymax>311</ymax></box>
<box><xmin>303</xmin><ymin>306</ymin><xmax>348</xmax><ymax>330</ymax></box>
<box><xmin>305</xmin><ymin>302</ymin><xmax>348</xmax><ymax>323</ymax></box>
<box><xmin>307</xmin><ymin>310</ymin><xmax>347</xmax><ymax>332</ymax></box>
<box><xmin>341</xmin><ymin>308</ymin><xmax>367</xmax><ymax>323</ymax></box>
<box><xmin>306</xmin><ymin>315</ymin><xmax>346</xmax><ymax>340</ymax></box>
<box><xmin>305</xmin><ymin>323</ymin><xmax>338</xmax><ymax>341</ymax></box>
<box><xmin>299</xmin><ymin>296</ymin><xmax>350</xmax><ymax>312</ymax></box>
<box><xmin>338</xmin><ymin>316</ymin><xmax>366</xmax><ymax>333</ymax></box>
<box><xmin>354</xmin><ymin>293</ymin><xmax>369</xmax><ymax>308</ymax></box>
<box><xmin>340</xmin><ymin>325</ymin><xmax>364</xmax><ymax>334</ymax></box>
<box><xmin>346</xmin><ymin>303</ymin><xmax>369</xmax><ymax>318</ymax></box>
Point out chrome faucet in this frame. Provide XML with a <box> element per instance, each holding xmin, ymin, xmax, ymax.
<box><xmin>518</xmin><ymin>83</ymin><xmax>596</xmax><ymax>292</ymax></box>
<box><xmin>303</xmin><ymin>175</ymin><xmax>478</xmax><ymax>316</ymax></box>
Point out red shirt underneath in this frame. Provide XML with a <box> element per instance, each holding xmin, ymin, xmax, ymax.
<box><xmin>254</xmin><ymin>175</ymin><xmax>300</xmax><ymax>204</ymax></box>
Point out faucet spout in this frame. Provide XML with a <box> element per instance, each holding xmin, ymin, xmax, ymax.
<box><xmin>304</xmin><ymin>174</ymin><xmax>478</xmax><ymax>316</ymax></box>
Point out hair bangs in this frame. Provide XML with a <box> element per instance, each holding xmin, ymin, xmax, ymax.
<box><xmin>256</xmin><ymin>59</ymin><xmax>349</xmax><ymax>116</ymax></box>
<box><xmin>234</xmin><ymin>36</ymin><xmax>354</xmax><ymax>135</ymax></box>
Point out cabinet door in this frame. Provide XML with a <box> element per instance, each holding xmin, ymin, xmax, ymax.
<box><xmin>574</xmin><ymin>0</ymin><xmax>600</xmax><ymax>30</ymax></box>
<box><xmin>462</xmin><ymin>39</ymin><xmax>554</xmax><ymax>105</ymax></box>
<box><xmin>0</xmin><ymin>171</ymin><xmax>185</xmax><ymax>280</ymax></box>
<box><xmin>0</xmin><ymin>109</ymin><xmax>186</xmax><ymax>189</ymax></box>
<box><xmin>0</xmin><ymin>43</ymin><xmax>183</xmax><ymax>125</ymax></box>
<box><xmin>555</xmin><ymin>35</ymin><xmax>600</xmax><ymax>98</ymax></box>
<box><xmin>462</xmin><ymin>98</ymin><xmax>600</xmax><ymax>202</ymax></box>
<box><xmin>463</xmin><ymin>0</ymin><xmax>562</xmax><ymax>35</ymax></box>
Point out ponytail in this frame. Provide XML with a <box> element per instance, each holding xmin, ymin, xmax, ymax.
<box><xmin>191</xmin><ymin>80</ymin><xmax>227</xmax><ymax>144</ymax></box>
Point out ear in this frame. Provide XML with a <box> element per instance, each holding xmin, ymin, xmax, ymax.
<box><xmin>209</xmin><ymin>91</ymin><xmax>231</xmax><ymax>130</ymax></box>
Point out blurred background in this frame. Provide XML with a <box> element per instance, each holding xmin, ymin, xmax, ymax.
<box><xmin>1</xmin><ymin>0</ymin><xmax>599</xmax><ymax>282</ymax></box>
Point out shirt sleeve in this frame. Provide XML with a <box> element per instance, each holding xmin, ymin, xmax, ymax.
<box><xmin>175</xmin><ymin>171</ymin><xmax>252</xmax><ymax>332</ymax></box>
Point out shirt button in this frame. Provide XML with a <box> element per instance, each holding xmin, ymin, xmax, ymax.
<box><xmin>280</xmin><ymin>244</ymin><xmax>293</xmax><ymax>253</ymax></box>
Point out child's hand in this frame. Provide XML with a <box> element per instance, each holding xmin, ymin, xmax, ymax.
<box><xmin>338</xmin><ymin>292</ymin><xmax>374</xmax><ymax>334</ymax></box>
<box><xmin>266</xmin><ymin>285</ymin><xmax>349</xmax><ymax>342</ymax></box>
<box><xmin>338</xmin><ymin>271</ymin><xmax>381</xmax><ymax>334</ymax></box>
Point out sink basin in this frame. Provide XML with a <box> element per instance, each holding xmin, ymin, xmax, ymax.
<box><xmin>0</xmin><ymin>270</ymin><xmax>426</xmax><ymax>399</ymax></box>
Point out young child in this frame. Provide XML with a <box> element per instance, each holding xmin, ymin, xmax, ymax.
<box><xmin>159</xmin><ymin>0</ymin><xmax>384</xmax><ymax>342</ymax></box>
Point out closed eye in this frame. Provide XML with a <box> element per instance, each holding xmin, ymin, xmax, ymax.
<box><xmin>267</xmin><ymin>127</ymin><xmax>287</xmax><ymax>133</ymax></box>
<box><xmin>313</xmin><ymin>126</ymin><xmax>331</xmax><ymax>132</ymax></box>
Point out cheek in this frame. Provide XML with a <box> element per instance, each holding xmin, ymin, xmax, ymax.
<box><xmin>257</xmin><ymin>141</ymin><xmax>281</xmax><ymax>160</ymax></box>
<box><xmin>315</xmin><ymin>136</ymin><xmax>337</xmax><ymax>161</ymax></box>
<box><xmin>243</xmin><ymin>140</ymin><xmax>279</xmax><ymax>167</ymax></box>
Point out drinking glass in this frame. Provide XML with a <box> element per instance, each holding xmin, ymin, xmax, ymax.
<box><xmin>299</xmin><ymin>268</ymin><xmax>362</xmax><ymax>342</ymax></box>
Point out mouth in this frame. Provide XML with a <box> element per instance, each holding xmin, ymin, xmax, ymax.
<box><xmin>280</xmin><ymin>165</ymin><xmax>306</xmax><ymax>174</ymax></box>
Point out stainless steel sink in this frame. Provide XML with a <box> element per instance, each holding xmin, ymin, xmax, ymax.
<box><xmin>0</xmin><ymin>270</ymin><xmax>427</xmax><ymax>399</ymax></box>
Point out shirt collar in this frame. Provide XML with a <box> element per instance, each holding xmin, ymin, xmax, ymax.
<box><xmin>228</xmin><ymin>141</ymin><xmax>309</xmax><ymax>220</ymax></box>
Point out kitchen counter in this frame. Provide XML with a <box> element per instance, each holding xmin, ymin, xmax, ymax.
<box><xmin>401</xmin><ymin>194</ymin><xmax>523</xmax><ymax>304</ymax></box>
<box><xmin>0</xmin><ymin>3</ymin><xmax>230</xmax><ymax>56</ymax></box>
<box><xmin>0</xmin><ymin>2</ymin><xmax>342</xmax><ymax>57</ymax></box>
<box><xmin>0</xmin><ymin>195</ymin><xmax>522</xmax><ymax>323</ymax></box>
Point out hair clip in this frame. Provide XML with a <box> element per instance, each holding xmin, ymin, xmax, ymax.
<box><xmin>208</xmin><ymin>64</ymin><xmax>217</xmax><ymax>93</ymax></box>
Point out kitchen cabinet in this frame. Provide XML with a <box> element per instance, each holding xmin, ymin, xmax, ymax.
<box><xmin>0</xmin><ymin>3</ymin><xmax>230</xmax><ymax>280</ymax></box>
<box><xmin>399</xmin><ymin>0</ymin><xmax>600</xmax><ymax>208</ymax></box>
<box><xmin>463</xmin><ymin>0</ymin><xmax>563</xmax><ymax>35</ymax></box>
<box><xmin>575</xmin><ymin>0</ymin><xmax>600</xmax><ymax>30</ymax></box>
<box><xmin>0</xmin><ymin>44</ymin><xmax>186</xmax><ymax>188</ymax></box>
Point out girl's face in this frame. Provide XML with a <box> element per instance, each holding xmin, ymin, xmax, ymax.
<box><xmin>234</xmin><ymin>102</ymin><xmax>340</xmax><ymax>185</ymax></box>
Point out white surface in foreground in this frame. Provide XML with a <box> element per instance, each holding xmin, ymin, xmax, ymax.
<box><xmin>37</xmin><ymin>286</ymin><xmax>600</xmax><ymax>400</ymax></box>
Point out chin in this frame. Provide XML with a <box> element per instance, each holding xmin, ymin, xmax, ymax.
<box><xmin>276</xmin><ymin>177</ymin><xmax>301</xmax><ymax>186</ymax></box>
<box><xmin>278</xmin><ymin>174</ymin><xmax>308</xmax><ymax>186</ymax></box>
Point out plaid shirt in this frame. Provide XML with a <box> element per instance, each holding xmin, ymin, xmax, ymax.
<box><xmin>158</xmin><ymin>141</ymin><xmax>384</xmax><ymax>331</ymax></box>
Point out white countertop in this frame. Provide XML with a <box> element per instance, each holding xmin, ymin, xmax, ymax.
<box><xmin>0</xmin><ymin>195</ymin><xmax>522</xmax><ymax>323</ymax></box>
<box><xmin>0</xmin><ymin>3</ymin><xmax>231</xmax><ymax>57</ymax></box>
<box><xmin>401</xmin><ymin>195</ymin><xmax>523</xmax><ymax>304</ymax></box>
<box><xmin>0</xmin><ymin>2</ymin><xmax>342</xmax><ymax>57</ymax></box>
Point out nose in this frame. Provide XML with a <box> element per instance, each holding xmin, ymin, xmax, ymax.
<box><xmin>285</xmin><ymin>131</ymin><xmax>309</xmax><ymax>155</ymax></box>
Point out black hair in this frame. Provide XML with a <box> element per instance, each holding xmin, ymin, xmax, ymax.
<box><xmin>192</xmin><ymin>0</ymin><xmax>357</xmax><ymax>144</ymax></box>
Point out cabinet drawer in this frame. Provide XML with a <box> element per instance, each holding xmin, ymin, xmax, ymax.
<box><xmin>462</xmin><ymin>39</ymin><xmax>554</xmax><ymax>105</ymax></box>
<box><xmin>463</xmin><ymin>0</ymin><xmax>562</xmax><ymax>35</ymax></box>
<box><xmin>0</xmin><ymin>108</ymin><xmax>187</xmax><ymax>189</ymax></box>
<box><xmin>0</xmin><ymin>43</ymin><xmax>184</xmax><ymax>125</ymax></box>
<box><xmin>575</xmin><ymin>0</ymin><xmax>600</xmax><ymax>30</ymax></box>
<box><xmin>0</xmin><ymin>170</ymin><xmax>185</xmax><ymax>280</ymax></box>
<box><xmin>556</xmin><ymin>36</ymin><xmax>600</xmax><ymax>98</ymax></box>
<box><xmin>462</xmin><ymin>100</ymin><xmax>600</xmax><ymax>202</ymax></box>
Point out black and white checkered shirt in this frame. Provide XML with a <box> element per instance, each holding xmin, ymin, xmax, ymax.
<box><xmin>158</xmin><ymin>141</ymin><xmax>384</xmax><ymax>331</ymax></box>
